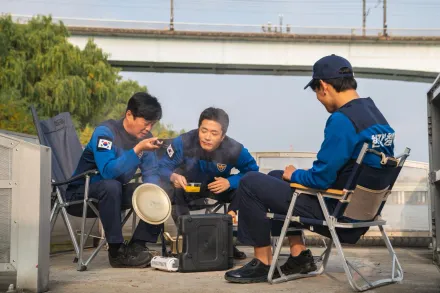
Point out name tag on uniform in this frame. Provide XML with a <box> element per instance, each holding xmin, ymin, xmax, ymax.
<box><xmin>371</xmin><ymin>133</ymin><xmax>395</xmax><ymax>148</ymax></box>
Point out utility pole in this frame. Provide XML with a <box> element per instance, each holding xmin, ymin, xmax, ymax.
<box><xmin>362</xmin><ymin>0</ymin><xmax>366</xmax><ymax>36</ymax></box>
<box><xmin>170</xmin><ymin>0</ymin><xmax>174</xmax><ymax>31</ymax></box>
<box><xmin>383</xmin><ymin>0</ymin><xmax>387</xmax><ymax>36</ymax></box>
<box><xmin>279</xmin><ymin>14</ymin><xmax>283</xmax><ymax>33</ymax></box>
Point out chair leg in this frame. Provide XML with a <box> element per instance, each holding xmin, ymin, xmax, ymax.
<box><xmin>121</xmin><ymin>208</ymin><xmax>133</xmax><ymax>226</ymax></box>
<box><xmin>77</xmin><ymin>197</ymin><xmax>88</xmax><ymax>271</ymax></box>
<box><xmin>271</xmin><ymin>229</ymin><xmax>304</xmax><ymax>257</ymax></box>
<box><xmin>316</xmin><ymin>194</ymin><xmax>402</xmax><ymax>292</ymax></box>
<box><xmin>270</xmin><ymin>236</ymin><xmax>277</xmax><ymax>254</ymax></box>
<box><xmin>132</xmin><ymin>212</ymin><xmax>137</xmax><ymax>235</ymax></box>
<box><xmin>59</xmin><ymin>206</ymin><xmax>80</xmax><ymax>257</ymax></box>
<box><xmin>70</xmin><ymin>206</ymin><xmax>143</xmax><ymax>270</ymax></box>
<box><xmin>83</xmin><ymin>218</ymin><xmax>99</xmax><ymax>245</ymax></box>
<box><xmin>270</xmin><ymin>236</ymin><xmax>289</xmax><ymax>257</ymax></box>
<box><xmin>54</xmin><ymin>188</ymin><xmax>80</xmax><ymax>257</ymax></box>
<box><xmin>268</xmin><ymin>225</ymin><xmax>289</xmax><ymax>284</ymax></box>
<box><xmin>83</xmin><ymin>238</ymin><xmax>107</xmax><ymax>267</ymax></box>
<box><xmin>268</xmin><ymin>192</ymin><xmax>323</xmax><ymax>284</ymax></box>
<box><xmin>98</xmin><ymin>220</ymin><xmax>107</xmax><ymax>251</ymax></box>
<box><xmin>268</xmin><ymin>193</ymin><xmax>300</xmax><ymax>284</ymax></box>
<box><xmin>50</xmin><ymin>202</ymin><xmax>60</xmax><ymax>234</ymax></box>
<box><xmin>320</xmin><ymin>239</ymin><xmax>333</xmax><ymax>272</ymax></box>
<box><xmin>378</xmin><ymin>225</ymin><xmax>404</xmax><ymax>283</ymax></box>
<box><xmin>82</xmin><ymin>207</ymin><xmax>134</xmax><ymax>268</ymax></box>
<box><xmin>205</xmin><ymin>203</ymin><xmax>223</xmax><ymax>214</ymax></box>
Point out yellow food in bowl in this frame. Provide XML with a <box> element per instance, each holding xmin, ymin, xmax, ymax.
<box><xmin>185</xmin><ymin>183</ymin><xmax>201</xmax><ymax>193</ymax></box>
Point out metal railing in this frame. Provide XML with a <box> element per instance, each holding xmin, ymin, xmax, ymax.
<box><xmin>8</xmin><ymin>14</ymin><xmax>440</xmax><ymax>37</ymax></box>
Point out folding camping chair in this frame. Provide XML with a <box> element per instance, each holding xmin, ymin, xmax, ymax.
<box><xmin>266</xmin><ymin>143</ymin><xmax>411</xmax><ymax>292</ymax></box>
<box><xmin>30</xmin><ymin>106</ymin><xmax>136</xmax><ymax>271</ymax></box>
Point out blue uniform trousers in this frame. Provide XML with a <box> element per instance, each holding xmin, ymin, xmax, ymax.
<box><xmin>66</xmin><ymin>180</ymin><xmax>162</xmax><ymax>244</ymax></box>
<box><xmin>236</xmin><ymin>171</ymin><xmax>368</xmax><ymax>247</ymax></box>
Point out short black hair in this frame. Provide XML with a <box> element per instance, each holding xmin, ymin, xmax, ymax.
<box><xmin>198</xmin><ymin>107</ymin><xmax>229</xmax><ymax>134</ymax></box>
<box><xmin>310</xmin><ymin>67</ymin><xmax>357</xmax><ymax>93</ymax></box>
<box><xmin>126</xmin><ymin>92</ymin><xmax>162</xmax><ymax>121</ymax></box>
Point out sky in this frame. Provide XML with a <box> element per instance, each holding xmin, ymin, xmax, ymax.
<box><xmin>1</xmin><ymin>0</ymin><xmax>438</xmax><ymax>162</ymax></box>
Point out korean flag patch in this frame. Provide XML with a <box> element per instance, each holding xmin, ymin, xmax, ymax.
<box><xmin>167</xmin><ymin>144</ymin><xmax>175</xmax><ymax>158</ymax></box>
<box><xmin>97</xmin><ymin>137</ymin><xmax>113</xmax><ymax>151</ymax></box>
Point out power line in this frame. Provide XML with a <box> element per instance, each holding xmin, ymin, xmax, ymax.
<box><xmin>167</xmin><ymin>0</ymin><xmax>440</xmax><ymax>5</ymax></box>
<box><xmin>9</xmin><ymin>0</ymin><xmax>440</xmax><ymax>10</ymax></box>
<box><xmin>383</xmin><ymin>0</ymin><xmax>387</xmax><ymax>36</ymax></box>
<box><xmin>6</xmin><ymin>0</ymin><xmax>362</xmax><ymax>15</ymax></box>
<box><xmin>6</xmin><ymin>0</ymin><xmax>438</xmax><ymax>29</ymax></box>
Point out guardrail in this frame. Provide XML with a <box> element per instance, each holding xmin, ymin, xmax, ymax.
<box><xmin>8</xmin><ymin>14</ymin><xmax>440</xmax><ymax>37</ymax></box>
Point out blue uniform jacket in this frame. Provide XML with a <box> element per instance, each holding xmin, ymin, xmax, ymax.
<box><xmin>71</xmin><ymin>119</ymin><xmax>159</xmax><ymax>186</ymax></box>
<box><xmin>291</xmin><ymin>97</ymin><xmax>395</xmax><ymax>190</ymax></box>
<box><xmin>158</xmin><ymin>129</ymin><xmax>258</xmax><ymax>189</ymax></box>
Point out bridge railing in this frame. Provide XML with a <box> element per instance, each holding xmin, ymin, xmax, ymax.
<box><xmin>9</xmin><ymin>14</ymin><xmax>440</xmax><ymax>37</ymax></box>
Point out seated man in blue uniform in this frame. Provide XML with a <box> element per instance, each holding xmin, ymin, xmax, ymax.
<box><xmin>158</xmin><ymin>107</ymin><xmax>259</xmax><ymax>259</ymax></box>
<box><xmin>225</xmin><ymin>54</ymin><xmax>396</xmax><ymax>283</ymax></box>
<box><xmin>67</xmin><ymin>92</ymin><xmax>164</xmax><ymax>268</ymax></box>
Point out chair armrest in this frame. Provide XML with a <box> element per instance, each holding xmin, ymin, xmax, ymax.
<box><xmin>290</xmin><ymin>183</ymin><xmax>345</xmax><ymax>198</ymax></box>
<box><xmin>52</xmin><ymin>169</ymin><xmax>100</xmax><ymax>187</ymax></box>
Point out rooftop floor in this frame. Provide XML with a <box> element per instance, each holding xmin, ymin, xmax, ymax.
<box><xmin>34</xmin><ymin>245</ymin><xmax>440</xmax><ymax>293</ymax></box>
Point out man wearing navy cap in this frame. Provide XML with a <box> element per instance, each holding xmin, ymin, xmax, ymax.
<box><xmin>224</xmin><ymin>54</ymin><xmax>396</xmax><ymax>283</ymax></box>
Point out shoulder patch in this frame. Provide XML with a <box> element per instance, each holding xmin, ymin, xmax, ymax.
<box><xmin>97</xmin><ymin>136</ymin><xmax>113</xmax><ymax>151</ymax></box>
<box><xmin>167</xmin><ymin>144</ymin><xmax>175</xmax><ymax>158</ymax></box>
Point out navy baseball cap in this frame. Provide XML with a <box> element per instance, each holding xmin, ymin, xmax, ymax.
<box><xmin>304</xmin><ymin>54</ymin><xmax>354</xmax><ymax>90</ymax></box>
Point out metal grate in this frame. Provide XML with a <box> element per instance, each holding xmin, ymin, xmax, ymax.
<box><xmin>0</xmin><ymin>146</ymin><xmax>12</xmax><ymax>180</ymax></box>
<box><xmin>0</xmin><ymin>189</ymin><xmax>12</xmax><ymax>263</ymax></box>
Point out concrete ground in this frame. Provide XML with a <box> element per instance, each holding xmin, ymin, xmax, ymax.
<box><xmin>42</xmin><ymin>245</ymin><xmax>440</xmax><ymax>293</ymax></box>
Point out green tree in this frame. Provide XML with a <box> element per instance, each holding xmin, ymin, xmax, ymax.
<box><xmin>93</xmin><ymin>79</ymin><xmax>147</xmax><ymax>125</ymax></box>
<box><xmin>0</xmin><ymin>14</ymin><xmax>183</xmax><ymax>139</ymax></box>
<box><xmin>0</xmin><ymin>91</ymin><xmax>35</xmax><ymax>134</ymax></box>
<box><xmin>152</xmin><ymin>122</ymin><xmax>186</xmax><ymax>139</ymax></box>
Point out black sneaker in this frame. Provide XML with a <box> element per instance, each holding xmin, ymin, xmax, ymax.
<box><xmin>274</xmin><ymin>249</ymin><xmax>317</xmax><ymax>278</ymax></box>
<box><xmin>129</xmin><ymin>241</ymin><xmax>152</xmax><ymax>255</ymax></box>
<box><xmin>233</xmin><ymin>246</ymin><xmax>247</xmax><ymax>260</ymax></box>
<box><xmin>130</xmin><ymin>241</ymin><xmax>161</xmax><ymax>257</ymax></box>
<box><xmin>108</xmin><ymin>242</ymin><xmax>153</xmax><ymax>268</ymax></box>
<box><xmin>225</xmin><ymin>258</ymin><xmax>270</xmax><ymax>283</ymax></box>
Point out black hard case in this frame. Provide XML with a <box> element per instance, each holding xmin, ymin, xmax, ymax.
<box><xmin>177</xmin><ymin>214</ymin><xmax>234</xmax><ymax>272</ymax></box>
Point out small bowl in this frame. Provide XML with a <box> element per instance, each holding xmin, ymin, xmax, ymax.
<box><xmin>184</xmin><ymin>183</ymin><xmax>201</xmax><ymax>193</ymax></box>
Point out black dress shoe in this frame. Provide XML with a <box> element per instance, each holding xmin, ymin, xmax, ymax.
<box><xmin>225</xmin><ymin>258</ymin><xmax>269</xmax><ymax>283</ymax></box>
<box><xmin>233</xmin><ymin>246</ymin><xmax>247</xmax><ymax>260</ymax></box>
